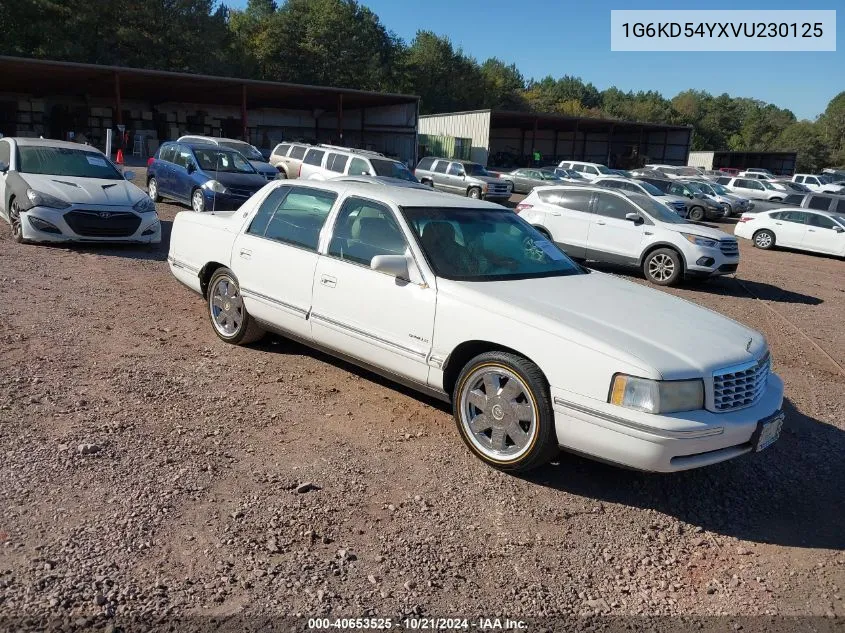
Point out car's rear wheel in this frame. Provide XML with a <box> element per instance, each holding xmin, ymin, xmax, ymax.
<box><xmin>148</xmin><ymin>177</ymin><xmax>161</xmax><ymax>202</ymax></box>
<box><xmin>191</xmin><ymin>188</ymin><xmax>206</xmax><ymax>213</ymax></box>
<box><xmin>207</xmin><ymin>268</ymin><xmax>265</xmax><ymax>345</ymax></box>
<box><xmin>453</xmin><ymin>351</ymin><xmax>558</xmax><ymax>472</ymax></box>
<box><xmin>688</xmin><ymin>206</ymin><xmax>705</xmax><ymax>221</ymax></box>
<box><xmin>9</xmin><ymin>198</ymin><xmax>24</xmax><ymax>243</ymax></box>
<box><xmin>643</xmin><ymin>248</ymin><xmax>682</xmax><ymax>286</ymax></box>
<box><xmin>277</xmin><ymin>169</ymin><xmax>288</xmax><ymax>179</ymax></box>
<box><xmin>467</xmin><ymin>187</ymin><xmax>482</xmax><ymax>199</ymax></box>
<box><xmin>753</xmin><ymin>229</ymin><xmax>775</xmax><ymax>250</ymax></box>
<box><xmin>771</xmin><ymin>197</ymin><xmax>782</xmax><ymax>202</ymax></box>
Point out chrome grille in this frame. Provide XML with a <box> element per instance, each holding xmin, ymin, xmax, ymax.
<box><xmin>64</xmin><ymin>210</ymin><xmax>141</xmax><ymax>237</ymax></box>
<box><xmin>487</xmin><ymin>183</ymin><xmax>511</xmax><ymax>194</ymax></box>
<box><xmin>720</xmin><ymin>239</ymin><xmax>739</xmax><ymax>257</ymax></box>
<box><xmin>229</xmin><ymin>187</ymin><xmax>260</xmax><ymax>198</ymax></box>
<box><xmin>712</xmin><ymin>353</ymin><xmax>770</xmax><ymax>411</ymax></box>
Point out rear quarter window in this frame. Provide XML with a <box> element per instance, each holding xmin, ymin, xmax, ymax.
<box><xmin>303</xmin><ymin>149</ymin><xmax>325</xmax><ymax>166</ymax></box>
<box><xmin>416</xmin><ymin>156</ymin><xmax>435</xmax><ymax>171</ymax></box>
<box><xmin>783</xmin><ymin>194</ymin><xmax>804</xmax><ymax>205</ymax></box>
<box><xmin>289</xmin><ymin>145</ymin><xmax>307</xmax><ymax>160</ymax></box>
<box><xmin>433</xmin><ymin>161</ymin><xmax>449</xmax><ymax>174</ymax></box>
<box><xmin>808</xmin><ymin>196</ymin><xmax>832</xmax><ymax>211</ymax></box>
<box><xmin>273</xmin><ymin>144</ymin><xmax>291</xmax><ymax>157</ymax></box>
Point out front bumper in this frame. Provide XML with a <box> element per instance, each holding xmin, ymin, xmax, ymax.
<box><xmin>682</xmin><ymin>244</ymin><xmax>739</xmax><ymax>278</ymax></box>
<box><xmin>19</xmin><ymin>206</ymin><xmax>161</xmax><ymax>244</ymax></box>
<box><xmin>483</xmin><ymin>190</ymin><xmax>513</xmax><ymax>200</ymax></box>
<box><xmin>551</xmin><ymin>373</ymin><xmax>784</xmax><ymax>472</ymax></box>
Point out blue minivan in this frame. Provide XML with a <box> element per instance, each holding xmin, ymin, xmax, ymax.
<box><xmin>147</xmin><ymin>142</ymin><xmax>268</xmax><ymax>212</ymax></box>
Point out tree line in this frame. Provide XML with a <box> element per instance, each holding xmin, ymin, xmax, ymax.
<box><xmin>2</xmin><ymin>0</ymin><xmax>843</xmax><ymax>170</ymax></box>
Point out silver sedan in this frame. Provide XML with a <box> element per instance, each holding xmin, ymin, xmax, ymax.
<box><xmin>498</xmin><ymin>168</ymin><xmax>563</xmax><ymax>194</ymax></box>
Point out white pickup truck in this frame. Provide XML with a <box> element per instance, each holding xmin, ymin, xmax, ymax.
<box><xmin>167</xmin><ymin>180</ymin><xmax>784</xmax><ymax>474</ymax></box>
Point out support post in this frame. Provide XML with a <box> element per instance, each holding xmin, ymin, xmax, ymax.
<box><xmin>241</xmin><ymin>84</ymin><xmax>248</xmax><ymax>141</ymax></box>
<box><xmin>337</xmin><ymin>94</ymin><xmax>343</xmax><ymax>143</ymax></box>
<box><xmin>606</xmin><ymin>124</ymin><xmax>615</xmax><ymax>166</ymax></box>
<box><xmin>581</xmin><ymin>124</ymin><xmax>587</xmax><ymax>160</ymax></box>
<box><xmin>662</xmin><ymin>130</ymin><xmax>669</xmax><ymax>163</ymax></box>
<box><xmin>114</xmin><ymin>72</ymin><xmax>122</xmax><ymax>126</ymax></box>
<box><xmin>552</xmin><ymin>130</ymin><xmax>559</xmax><ymax>162</ymax></box>
<box><xmin>531</xmin><ymin>117</ymin><xmax>538</xmax><ymax>160</ymax></box>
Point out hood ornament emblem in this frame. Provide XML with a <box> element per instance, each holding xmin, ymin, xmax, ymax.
<box><xmin>99</xmin><ymin>211</ymin><xmax>112</xmax><ymax>219</ymax></box>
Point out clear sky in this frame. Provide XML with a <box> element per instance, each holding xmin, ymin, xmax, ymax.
<box><xmin>226</xmin><ymin>0</ymin><xmax>842</xmax><ymax>120</ymax></box>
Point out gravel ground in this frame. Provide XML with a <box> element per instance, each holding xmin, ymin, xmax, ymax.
<box><xmin>1</xmin><ymin>171</ymin><xmax>843</xmax><ymax>631</ymax></box>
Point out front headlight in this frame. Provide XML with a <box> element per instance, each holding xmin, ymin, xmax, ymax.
<box><xmin>609</xmin><ymin>375</ymin><xmax>704</xmax><ymax>414</ymax></box>
<box><xmin>132</xmin><ymin>196</ymin><xmax>157</xmax><ymax>213</ymax></box>
<box><xmin>201</xmin><ymin>180</ymin><xmax>228</xmax><ymax>194</ymax></box>
<box><xmin>26</xmin><ymin>188</ymin><xmax>70</xmax><ymax>209</ymax></box>
<box><xmin>681</xmin><ymin>232</ymin><xmax>718</xmax><ymax>248</ymax></box>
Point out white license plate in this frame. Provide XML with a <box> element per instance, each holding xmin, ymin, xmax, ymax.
<box><xmin>756</xmin><ymin>412</ymin><xmax>784</xmax><ymax>452</ymax></box>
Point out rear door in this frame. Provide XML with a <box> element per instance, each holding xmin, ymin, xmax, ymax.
<box><xmin>153</xmin><ymin>144</ymin><xmax>176</xmax><ymax>196</ymax></box>
<box><xmin>586</xmin><ymin>192</ymin><xmax>646</xmax><ymax>265</ymax></box>
<box><xmin>802</xmin><ymin>213</ymin><xmax>843</xmax><ymax>254</ymax></box>
<box><xmin>0</xmin><ymin>139</ymin><xmax>11</xmax><ymax>216</ymax></box>
<box><xmin>230</xmin><ymin>185</ymin><xmax>337</xmax><ymax>339</ymax></box>
<box><xmin>445</xmin><ymin>162</ymin><xmax>466</xmax><ymax>193</ymax></box>
<box><xmin>299</xmin><ymin>148</ymin><xmax>326</xmax><ymax>180</ymax></box>
<box><xmin>533</xmin><ymin>188</ymin><xmax>594</xmax><ymax>258</ymax></box>
<box><xmin>170</xmin><ymin>144</ymin><xmax>195</xmax><ymax>201</ymax></box>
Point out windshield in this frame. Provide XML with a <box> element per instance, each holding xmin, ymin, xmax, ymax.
<box><xmin>696</xmin><ymin>183</ymin><xmax>715</xmax><ymax>195</ymax></box>
<box><xmin>685</xmin><ymin>182</ymin><xmax>706</xmax><ymax>194</ymax></box>
<box><xmin>563</xmin><ymin>170</ymin><xmax>585</xmax><ymax>179</ymax></box>
<box><xmin>219</xmin><ymin>141</ymin><xmax>263</xmax><ymax>161</ymax></box>
<box><xmin>710</xmin><ymin>183</ymin><xmax>730</xmax><ymax>195</ymax></box>
<box><xmin>636</xmin><ymin>196</ymin><xmax>689</xmax><ymax>224</ymax></box>
<box><xmin>194</xmin><ymin>148</ymin><xmax>256</xmax><ymax>173</ymax></box>
<box><xmin>464</xmin><ymin>163</ymin><xmax>490</xmax><ymax>177</ymax></box>
<box><xmin>538</xmin><ymin>170</ymin><xmax>562</xmax><ymax>180</ymax></box>
<box><xmin>596</xmin><ymin>165</ymin><xmax>613</xmax><ymax>174</ymax></box>
<box><xmin>17</xmin><ymin>146</ymin><xmax>123</xmax><ymax>180</ymax></box>
<box><xmin>401</xmin><ymin>207</ymin><xmax>584</xmax><ymax>281</ymax></box>
<box><xmin>761</xmin><ymin>180</ymin><xmax>777</xmax><ymax>190</ymax></box>
<box><xmin>371</xmin><ymin>158</ymin><xmax>417</xmax><ymax>182</ymax></box>
<box><xmin>639</xmin><ymin>181</ymin><xmax>664</xmax><ymax>196</ymax></box>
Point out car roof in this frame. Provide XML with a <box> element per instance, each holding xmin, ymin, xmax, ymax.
<box><xmin>179</xmin><ymin>135</ymin><xmax>251</xmax><ymax>145</ymax></box>
<box><xmin>769</xmin><ymin>207</ymin><xmax>838</xmax><ymax>217</ymax></box>
<box><xmin>534</xmin><ymin>183</ymin><xmax>654</xmax><ymax>205</ymax></box>
<box><xmin>281</xmin><ymin>180</ymin><xmax>502</xmax><ymax>209</ymax></box>
<box><xmin>6</xmin><ymin>137</ymin><xmax>105</xmax><ymax>152</ymax></box>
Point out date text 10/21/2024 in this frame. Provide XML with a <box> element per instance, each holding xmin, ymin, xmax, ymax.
<box><xmin>307</xmin><ymin>618</ymin><xmax>529</xmax><ymax>630</ymax></box>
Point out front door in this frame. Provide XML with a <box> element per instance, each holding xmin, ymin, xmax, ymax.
<box><xmin>803</xmin><ymin>213</ymin><xmax>844</xmax><ymax>254</ymax></box>
<box><xmin>230</xmin><ymin>185</ymin><xmax>337</xmax><ymax>339</ymax></box>
<box><xmin>310</xmin><ymin>196</ymin><xmax>435</xmax><ymax>383</ymax></box>
<box><xmin>771</xmin><ymin>210</ymin><xmax>808</xmax><ymax>247</ymax></box>
<box><xmin>586</xmin><ymin>192</ymin><xmax>646</xmax><ymax>265</ymax></box>
<box><xmin>446</xmin><ymin>162</ymin><xmax>466</xmax><ymax>194</ymax></box>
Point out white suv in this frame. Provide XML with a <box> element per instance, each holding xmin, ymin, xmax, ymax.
<box><xmin>556</xmin><ymin>161</ymin><xmax>614</xmax><ymax>181</ymax></box>
<box><xmin>299</xmin><ymin>145</ymin><xmax>416</xmax><ymax>183</ymax></box>
<box><xmin>792</xmin><ymin>174</ymin><xmax>845</xmax><ymax>194</ymax></box>
<box><xmin>516</xmin><ymin>185</ymin><xmax>739</xmax><ymax>286</ymax></box>
<box><xmin>715</xmin><ymin>176</ymin><xmax>786</xmax><ymax>201</ymax></box>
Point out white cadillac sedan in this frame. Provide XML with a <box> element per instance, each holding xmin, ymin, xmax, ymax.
<box><xmin>167</xmin><ymin>181</ymin><xmax>785</xmax><ymax>473</ymax></box>
<box><xmin>0</xmin><ymin>137</ymin><xmax>160</xmax><ymax>244</ymax></box>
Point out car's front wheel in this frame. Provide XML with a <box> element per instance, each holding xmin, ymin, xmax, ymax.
<box><xmin>207</xmin><ymin>268</ymin><xmax>265</xmax><ymax>345</ymax></box>
<box><xmin>643</xmin><ymin>248</ymin><xmax>682</xmax><ymax>286</ymax></box>
<box><xmin>453</xmin><ymin>351</ymin><xmax>558</xmax><ymax>472</ymax></box>
<box><xmin>467</xmin><ymin>187</ymin><xmax>482</xmax><ymax>199</ymax></box>
<box><xmin>9</xmin><ymin>198</ymin><xmax>25</xmax><ymax>243</ymax></box>
<box><xmin>192</xmin><ymin>188</ymin><xmax>206</xmax><ymax>213</ymax></box>
<box><xmin>688</xmin><ymin>206</ymin><xmax>705</xmax><ymax>221</ymax></box>
<box><xmin>753</xmin><ymin>229</ymin><xmax>775</xmax><ymax>250</ymax></box>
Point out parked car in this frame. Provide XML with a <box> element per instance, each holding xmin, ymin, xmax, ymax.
<box><xmin>715</xmin><ymin>176</ymin><xmax>786</xmax><ymax>202</ymax></box>
<box><xmin>0</xmin><ymin>137</ymin><xmax>160</xmax><ymax>244</ymax></box>
<box><xmin>299</xmin><ymin>146</ymin><xmax>417</xmax><ymax>184</ymax></box>
<box><xmin>782</xmin><ymin>181</ymin><xmax>811</xmax><ymax>194</ymax></box>
<box><xmin>737</xmin><ymin>171</ymin><xmax>791</xmax><ymax>192</ymax></box>
<box><xmin>744</xmin><ymin>168</ymin><xmax>773</xmax><ymax>176</ymax></box>
<box><xmin>611</xmin><ymin>169</ymin><xmax>634</xmax><ymax>178</ymax></box>
<box><xmin>645</xmin><ymin>165</ymin><xmax>704</xmax><ymax>179</ymax></box>
<box><xmin>667</xmin><ymin>181</ymin><xmax>725</xmax><ymax>221</ymax></box>
<box><xmin>515</xmin><ymin>184</ymin><xmax>739</xmax><ymax>285</ymax></box>
<box><xmin>778</xmin><ymin>192</ymin><xmax>845</xmax><ymax>214</ymax></box>
<box><xmin>556</xmin><ymin>161</ymin><xmax>614</xmax><ymax>181</ymax></box>
<box><xmin>689</xmin><ymin>180</ymin><xmax>753</xmax><ymax>217</ymax></box>
<box><xmin>719</xmin><ymin>167</ymin><xmax>741</xmax><ymax>177</ymax></box>
<box><xmin>792</xmin><ymin>174</ymin><xmax>845</xmax><ymax>194</ymax></box>
<box><xmin>148</xmin><ymin>142</ymin><xmax>268</xmax><ymax>213</ymax></box>
<box><xmin>414</xmin><ymin>157</ymin><xmax>512</xmax><ymax>201</ymax></box>
<box><xmin>550</xmin><ymin>168</ymin><xmax>590</xmax><ymax>183</ymax></box>
<box><xmin>499</xmin><ymin>168</ymin><xmax>563</xmax><ymax>194</ymax></box>
<box><xmin>330</xmin><ymin>175</ymin><xmax>431</xmax><ymax>190</ymax></box>
<box><xmin>167</xmin><ymin>180</ymin><xmax>783</xmax><ymax>473</ymax></box>
<box><xmin>593</xmin><ymin>176</ymin><xmax>688</xmax><ymax>217</ymax></box>
<box><xmin>268</xmin><ymin>142</ymin><xmax>312</xmax><ymax>179</ymax></box>
<box><xmin>178</xmin><ymin>135</ymin><xmax>278</xmax><ymax>181</ymax></box>
<box><xmin>736</xmin><ymin>207</ymin><xmax>845</xmax><ymax>257</ymax></box>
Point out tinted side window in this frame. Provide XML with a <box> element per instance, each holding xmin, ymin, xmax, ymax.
<box><xmin>716</xmin><ymin>177</ymin><xmax>731</xmax><ymax>185</ymax></box>
<box><xmin>262</xmin><ymin>187</ymin><xmax>337</xmax><ymax>251</ymax></box>
<box><xmin>807</xmin><ymin>177</ymin><xmax>819</xmax><ymax>185</ymax></box>
<box><xmin>433</xmin><ymin>161</ymin><xmax>449</xmax><ymax>174</ymax></box>
<box><xmin>247</xmin><ymin>186</ymin><xmax>290</xmax><ymax>236</ymax></box>
<box><xmin>807</xmin><ymin>214</ymin><xmax>836</xmax><ymax>229</ymax></box>
<box><xmin>173</xmin><ymin>146</ymin><xmax>192</xmax><ymax>169</ymax></box>
<box><xmin>837</xmin><ymin>199</ymin><xmax>845</xmax><ymax>214</ymax></box>
<box><xmin>416</xmin><ymin>156</ymin><xmax>435</xmax><ymax>171</ymax></box>
<box><xmin>537</xmin><ymin>189</ymin><xmax>593</xmax><ymax>211</ymax></box>
<box><xmin>794</xmin><ymin>176</ymin><xmax>804</xmax><ymax>183</ymax></box>
<box><xmin>348</xmin><ymin>157</ymin><xmax>370</xmax><ymax>176</ymax></box>
<box><xmin>594</xmin><ymin>192</ymin><xmax>638</xmax><ymax>220</ymax></box>
<box><xmin>159</xmin><ymin>144</ymin><xmax>177</xmax><ymax>163</ymax></box>
<box><xmin>748</xmin><ymin>181</ymin><xmax>764</xmax><ymax>190</ymax></box>
<box><xmin>303</xmin><ymin>149</ymin><xmax>325</xmax><ymax>166</ymax></box>
<box><xmin>273</xmin><ymin>143</ymin><xmax>290</xmax><ymax>157</ymax></box>
<box><xmin>735</xmin><ymin>179</ymin><xmax>751</xmax><ymax>188</ymax></box>
<box><xmin>327</xmin><ymin>153</ymin><xmax>349</xmax><ymax>173</ymax></box>
<box><xmin>447</xmin><ymin>163</ymin><xmax>464</xmax><ymax>176</ymax></box>
<box><xmin>584</xmin><ymin>166</ymin><xmax>598</xmax><ymax>175</ymax></box>
<box><xmin>328</xmin><ymin>197</ymin><xmax>407</xmax><ymax>267</ymax></box>
<box><xmin>289</xmin><ymin>145</ymin><xmax>307</xmax><ymax>160</ymax></box>
<box><xmin>602</xmin><ymin>180</ymin><xmax>621</xmax><ymax>189</ymax></box>
<box><xmin>0</xmin><ymin>140</ymin><xmax>10</xmax><ymax>166</ymax></box>
<box><xmin>780</xmin><ymin>211</ymin><xmax>807</xmax><ymax>224</ymax></box>
<box><xmin>572</xmin><ymin>164</ymin><xmax>586</xmax><ymax>172</ymax></box>
<box><xmin>808</xmin><ymin>196</ymin><xmax>832</xmax><ymax>211</ymax></box>
<box><xmin>783</xmin><ymin>194</ymin><xmax>804</xmax><ymax>205</ymax></box>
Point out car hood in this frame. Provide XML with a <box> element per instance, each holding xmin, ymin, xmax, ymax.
<box><xmin>21</xmin><ymin>173</ymin><xmax>145</xmax><ymax>207</ymax></box>
<box><xmin>249</xmin><ymin>160</ymin><xmax>277</xmax><ymax>175</ymax></box>
<box><xmin>658</xmin><ymin>222</ymin><xmax>733</xmax><ymax>240</ymax></box>
<box><xmin>475</xmin><ymin>175</ymin><xmax>509</xmax><ymax>185</ymax></box>
<box><xmin>443</xmin><ymin>272</ymin><xmax>763</xmax><ymax>378</ymax></box>
<box><xmin>206</xmin><ymin>171</ymin><xmax>269</xmax><ymax>189</ymax></box>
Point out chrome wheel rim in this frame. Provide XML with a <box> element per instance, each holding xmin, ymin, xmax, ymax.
<box><xmin>648</xmin><ymin>254</ymin><xmax>675</xmax><ymax>281</ymax></box>
<box><xmin>9</xmin><ymin>201</ymin><xmax>22</xmax><ymax>239</ymax></box>
<box><xmin>277</xmin><ymin>171</ymin><xmax>287</xmax><ymax>179</ymax></box>
<box><xmin>469</xmin><ymin>189</ymin><xmax>480</xmax><ymax>199</ymax></box>
<box><xmin>209</xmin><ymin>276</ymin><xmax>243</xmax><ymax>337</ymax></box>
<box><xmin>459</xmin><ymin>366</ymin><xmax>537</xmax><ymax>461</ymax></box>
<box><xmin>148</xmin><ymin>179</ymin><xmax>157</xmax><ymax>200</ymax></box>
<box><xmin>192</xmin><ymin>190</ymin><xmax>205</xmax><ymax>212</ymax></box>
<box><xmin>756</xmin><ymin>233</ymin><xmax>772</xmax><ymax>248</ymax></box>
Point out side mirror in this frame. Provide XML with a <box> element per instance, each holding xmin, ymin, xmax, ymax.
<box><xmin>834</xmin><ymin>226</ymin><xmax>844</xmax><ymax>233</ymax></box>
<box><xmin>371</xmin><ymin>254</ymin><xmax>409</xmax><ymax>279</ymax></box>
<box><xmin>625</xmin><ymin>212</ymin><xmax>643</xmax><ymax>224</ymax></box>
<box><xmin>686</xmin><ymin>194</ymin><xmax>694</xmax><ymax>199</ymax></box>
<box><xmin>0</xmin><ymin>160</ymin><xmax>8</xmax><ymax>173</ymax></box>
<box><xmin>187</xmin><ymin>162</ymin><xmax>196</xmax><ymax>174</ymax></box>
<box><xmin>123</xmin><ymin>170</ymin><xmax>136</xmax><ymax>181</ymax></box>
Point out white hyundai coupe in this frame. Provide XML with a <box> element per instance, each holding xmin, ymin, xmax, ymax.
<box><xmin>0</xmin><ymin>137</ymin><xmax>160</xmax><ymax>244</ymax></box>
<box><xmin>167</xmin><ymin>180</ymin><xmax>785</xmax><ymax>473</ymax></box>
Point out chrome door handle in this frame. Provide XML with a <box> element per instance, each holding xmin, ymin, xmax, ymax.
<box><xmin>549</xmin><ymin>211</ymin><xmax>561</xmax><ymax>216</ymax></box>
<box><xmin>596</xmin><ymin>221</ymin><xmax>606</xmax><ymax>225</ymax></box>
<box><xmin>807</xmin><ymin>229</ymin><xmax>816</xmax><ymax>232</ymax></box>
<box><xmin>320</xmin><ymin>274</ymin><xmax>337</xmax><ymax>288</ymax></box>
<box><xmin>775</xmin><ymin>222</ymin><xmax>782</xmax><ymax>225</ymax></box>
<box><xmin>239</xmin><ymin>248</ymin><xmax>252</xmax><ymax>259</ymax></box>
